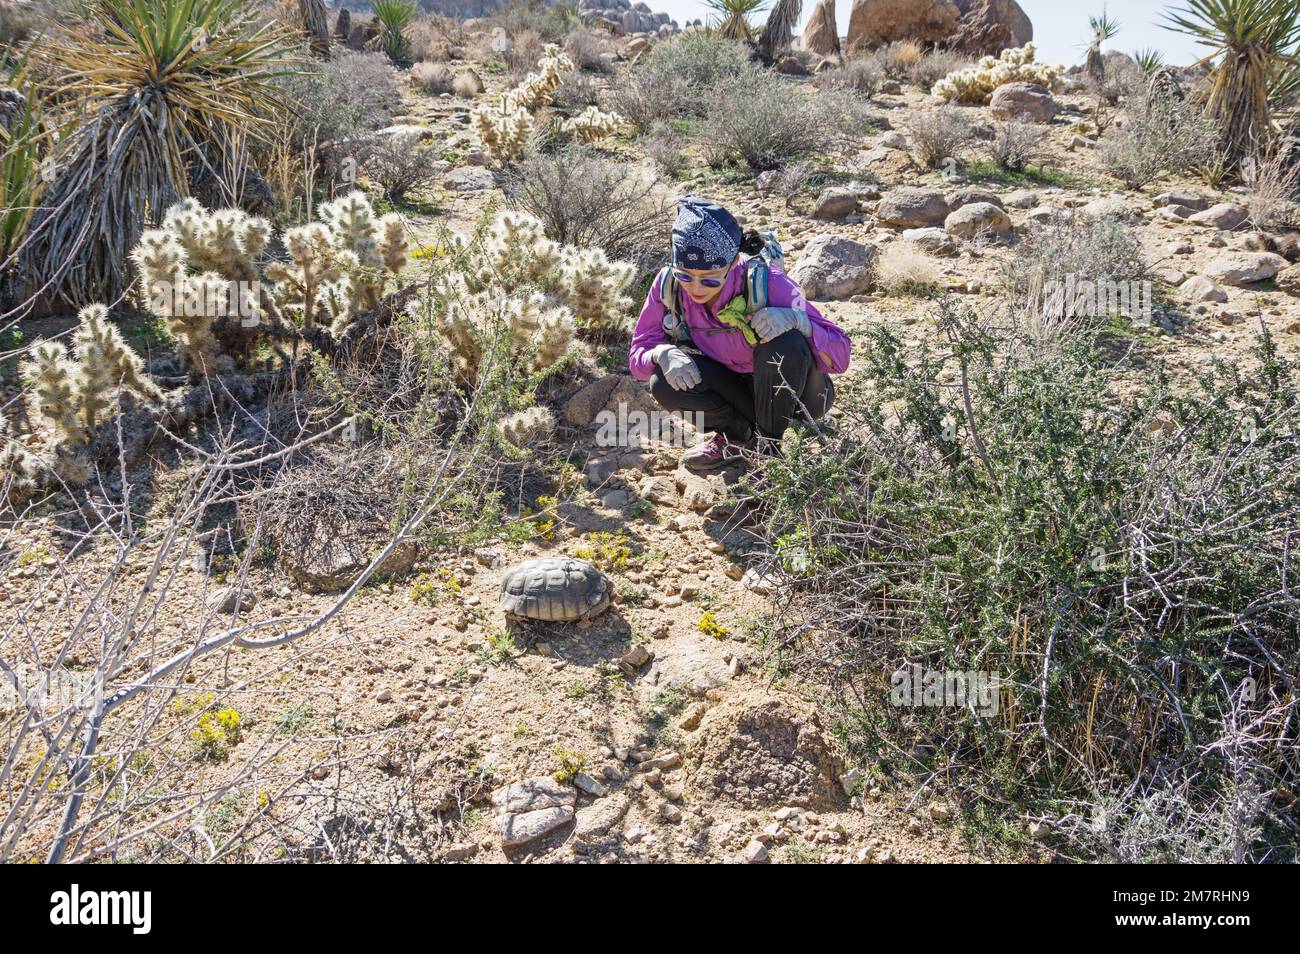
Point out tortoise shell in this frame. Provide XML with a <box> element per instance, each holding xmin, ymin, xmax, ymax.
<box><xmin>499</xmin><ymin>557</ymin><xmax>611</xmax><ymax>622</ymax></box>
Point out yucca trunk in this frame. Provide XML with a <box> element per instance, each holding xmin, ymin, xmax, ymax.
<box><xmin>299</xmin><ymin>0</ymin><xmax>329</xmax><ymax>58</ymax></box>
<box><xmin>1206</xmin><ymin>42</ymin><xmax>1276</xmax><ymax>167</ymax></box>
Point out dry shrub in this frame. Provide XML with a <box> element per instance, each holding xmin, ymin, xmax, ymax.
<box><xmin>908</xmin><ymin>104</ymin><xmax>978</xmax><ymax>169</ymax></box>
<box><xmin>644</xmin><ymin>121</ymin><xmax>688</xmax><ymax>179</ymax></box>
<box><xmin>410</xmin><ymin>60</ymin><xmax>454</xmax><ymax>94</ymax></box>
<box><xmin>816</xmin><ymin>56</ymin><xmax>884</xmax><ymax>97</ymax></box>
<box><xmin>1244</xmin><ymin>150</ymin><xmax>1300</xmax><ymax>228</ymax></box>
<box><xmin>1102</xmin><ymin>85</ymin><xmax>1219</xmax><ymax>189</ymax></box>
<box><xmin>872</xmin><ymin>38</ymin><xmax>923</xmax><ymax>74</ymax></box>
<box><xmin>500</xmin><ymin>144</ymin><xmax>671</xmax><ymax>276</ymax></box>
<box><xmin>356</xmin><ymin>134</ymin><xmax>445</xmax><ymax>202</ymax></box>
<box><xmin>907</xmin><ymin>49</ymin><xmax>974</xmax><ymax>91</ymax></box>
<box><xmin>562</xmin><ymin>27</ymin><xmax>614</xmax><ymax>72</ymax></box>
<box><xmin>987</xmin><ymin>120</ymin><xmax>1044</xmax><ymax>172</ymax></box>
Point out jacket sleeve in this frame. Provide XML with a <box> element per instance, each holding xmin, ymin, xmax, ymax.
<box><xmin>628</xmin><ymin>271</ymin><xmax>670</xmax><ymax>382</ymax></box>
<box><xmin>767</xmin><ymin>269</ymin><xmax>852</xmax><ymax>375</ymax></box>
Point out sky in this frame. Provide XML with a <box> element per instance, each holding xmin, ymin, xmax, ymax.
<box><xmin>650</xmin><ymin>0</ymin><xmax>1209</xmax><ymax>68</ymax></box>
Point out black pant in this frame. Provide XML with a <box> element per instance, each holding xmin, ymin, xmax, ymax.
<box><xmin>648</xmin><ymin>330</ymin><xmax>835</xmax><ymax>443</ymax></box>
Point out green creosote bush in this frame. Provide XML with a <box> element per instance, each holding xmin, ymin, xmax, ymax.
<box><xmin>752</xmin><ymin>300</ymin><xmax>1300</xmax><ymax>861</ymax></box>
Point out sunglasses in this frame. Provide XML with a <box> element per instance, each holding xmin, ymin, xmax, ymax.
<box><xmin>673</xmin><ymin>266</ymin><xmax>730</xmax><ymax>288</ymax></box>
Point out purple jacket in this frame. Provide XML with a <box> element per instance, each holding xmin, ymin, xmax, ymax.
<box><xmin>628</xmin><ymin>260</ymin><xmax>852</xmax><ymax>382</ymax></box>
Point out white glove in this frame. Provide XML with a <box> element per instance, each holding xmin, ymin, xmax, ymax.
<box><xmin>751</xmin><ymin>306</ymin><xmax>812</xmax><ymax>342</ymax></box>
<box><xmin>651</xmin><ymin>344</ymin><xmax>702</xmax><ymax>391</ymax></box>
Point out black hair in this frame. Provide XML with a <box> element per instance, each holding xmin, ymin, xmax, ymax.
<box><xmin>739</xmin><ymin>229</ymin><xmax>766</xmax><ymax>257</ymax></box>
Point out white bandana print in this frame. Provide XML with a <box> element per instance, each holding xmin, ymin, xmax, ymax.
<box><xmin>674</xmin><ymin>200</ymin><xmax>738</xmax><ymax>268</ymax></box>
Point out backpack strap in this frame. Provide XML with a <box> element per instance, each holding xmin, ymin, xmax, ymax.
<box><xmin>744</xmin><ymin>257</ymin><xmax>769</xmax><ymax>314</ymax></box>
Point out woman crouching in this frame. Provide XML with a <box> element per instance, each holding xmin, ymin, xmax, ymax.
<box><xmin>629</xmin><ymin>196</ymin><xmax>852</xmax><ymax>472</ymax></box>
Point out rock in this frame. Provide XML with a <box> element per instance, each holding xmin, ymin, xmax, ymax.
<box><xmin>1081</xmin><ymin>195</ymin><xmax>1142</xmax><ymax>222</ymax></box>
<box><xmin>333</xmin><ymin>7</ymin><xmax>350</xmax><ymax>39</ymax></box>
<box><xmin>1151</xmin><ymin>267</ymin><xmax>1186</xmax><ymax>286</ymax></box>
<box><xmin>492</xmin><ymin>776</ymin><xmax>576</xmax><ymax>813</ymax></box>
<box><xmin>1155</xmin><ymin>205</ymin><xmax>1193</xmax><ymax>222</ymax></box>
<box><xmin>839</xmin><ymin>767</ymin><xmax>863</xmax><ymax>795</ymax></box>
<box><xmin>811</xmin><ymin>187</ymin><xmax>859</xmax><ymax>221</ymax></box>
<box><xmin>574</xmin><ymin>795</ymin><xmax>628</xmax><ymax>840</ymax></box>
<box><xmin>946</xmin><ymin>187</ymin><xmax>1004</xmax><ymax>212</ymax></box>
<box><xmin>574</xmin><ymin>772</ymin><xmax>607</xmax><ymax>796</ymax></box>
<box><xmin>1203</xmin><ymin>252</ymin><xmax>1288</xmax><ymax>286</ymax></box>
<box><xmin>741</xmin><ymin>567</ymin><xmax>779</xmax><ymax>595</ymax></box>
<box><xmin>788</xmin><ymin>233</ymin><xmax>878</xmax><ymax>300</ymax></box>
<box><xmin>989</xmin><ymin>82</ymin><xmax>1055</xmax><ymax>123</ymax></box>
<box><xmin>742</xmin><ymin>839</ymin><xmax>769</xmax><ymax>863</ymax></box>
<box><xmin>206</xmin><ymin>586</ymin><xmax>255</xmax><ymax>614</ymax></box>
<box><xmin>878</xmin><ymin>130</ymin><xmax>907</xmax><ymax>149</ymax></box>
<box><xmin>601</xmin><ymin>489</ymin><xmax>630</xmax><ymax>509</ymax></box>
<box><xmin>877</xmin><ymin>187</ymin><xmax>949</xmax><ymax>229</ymax></box>
<box><xmin>1277</xmin><ymin>263</ymin><xmax>1300</xmax><ymax>295</ymax></box>
<box><xmin>800</xmin><ymin>0</ymin><xmax>840</xmax><ymax>55</ymax></box>
<box><xmin>846</xmin><ymin>0</ymin><xmax>960</xmax><ymax>54</ymax></box>
<box><xmin>1155</xmin><ymin>190</ymin><xmax>1210</xmax><ymax>212</ymax></box>
<box><xmin>1004</xmin><ymin>188</ymin><xmax>1039</xmax><ymax>209</ymax></box>
<box><xmin>903</xmin><ymin>227</ymin><xmax>958</xmax><ymax>256</ymax></box>
<box><xmin>443</xmin><ymin>166</ymin><xmax>496</xmax><ymax>191</ymax></box>
<box><xmin>562</xmin><ymin>374</ymin><xmax>623</xmax><ymax>426</ymax></box>
<box><xmin>1189</xmin><ymin>203</ymin><xmax>1247</xmax><ymax>230</ymax></box>
<box><xmin>641</xmin><ymin>643</ymin><xmax>731</xmax><ymax>697</ymax></box>
<box><xmin>639</xmin><ymin>750</ymin><xmax>682</xmax><ymax>771</ymax></box>
<box><xmin>618</xmin><ymin>643</ymin><xmax>654</xmax><ymax>675</ymax></box>
<box><xmin>497</xmin><ymin>806</ymin><xmax>574</xmax><ymax>847</ymax></box>
<box><xmin>638</xmin><ymin>474</ymin><xmax>679</xmax><ymax>505</ymax></box>
<box><xmin>1026</xmin><ymin>205</ymin><xmax>1071</xmax><ymax>225</ymax></box>
<box><xmin>1181</xmin><ymin>276</ymin><xmax>1228</xmax><ymax>303</ymax></box>
<box><xmin>949</xmin><ymin>0</ymin><xmax>1034</xmax><ymax>56</ymax></box>
<box><xmin>774</xmin><ymin>53</ymin><xmax>807</xmax><ymax>76</ymax></box>
<box><xmin>859</xmin><ymin>146</ymin><xmax>916</xmax><ymax>177</ymax></box>
<box><xmin>944</xmin><ymin>202</ymin><xmax>1013</xmax><ymax>239</ymax></box>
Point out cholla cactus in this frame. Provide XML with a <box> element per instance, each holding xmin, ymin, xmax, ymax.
<box><xmin>472</xmin><ymin>44</ymin><xmax>577</xmax><ymax>164</ymax></box>
<box><xmin>472</xmin><ymin>96</ymin><xmax>534</xmax><ymax>165</ymax></box>
<box><xmin>505</xmin><ymin>44</ymin><xmax>575</xmax><ymax>113</ymax></box>
<box><xmin>15</xmin><ymin>305</ymin><xmax>161</xmax><ymax>486</ymax></box>
<box><xmin>414</xmin><ymin>273</ymin><xmax>576</xmax><ymax>386</ymax></box>
<box><xmin>0</xmin><ymin>413</ymin><xmax>41</xmax><ymax>495</ymax></box>
<box><xmin>73</xmin><ymin>304</ymin><xmax>163</xmax><ymax>430</ymax></box>
<box><xmin>496</xmin><ymin>406</ymin><xmax>555</xmax><ymax>451</ymax></box>
<box><xmin>473</xmin><ymin>210</ymin><xmax>562</xmax><ymax>290</ymax></box>
<box><xmin>933</xmin><ymin>44</ymin><xmax>1063</xmax><ymax>104</ymax></box>
<box><xmin>554</xmin><ymin>245</ymin><xmax>635</xmax><ymax>335</ymax></box>
<box><xmin>555</xmin><ymin>106</ymin><xmax>625</xmax><ymax>143</ymax></box>
<box><xmin>134</xmin><ymin>192</ymin><xmax>410</xmax><ymax>368</ymax></box>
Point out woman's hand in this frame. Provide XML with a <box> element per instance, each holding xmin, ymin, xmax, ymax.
<box><xmin>751</xmin><ymin>306</ymin><xmax>812</xmax><ymax>342</ymax></box>
<box><xmin>651</xmin><ymin>345</ymin><xmax>702</xmax><ymax>391</ymax></box>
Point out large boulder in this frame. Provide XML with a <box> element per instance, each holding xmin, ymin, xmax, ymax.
<box><xmin>788</xmin><ymin>234</ymin><xmax>878</xmax><ymax>300</ymax></box>
<box><xmin>801</xmin><ymin>0</ymin><xmax>841</xmax><ymax>56</ymax></box>
<box><xmin>877</xmin><ymin>187</ymin><xmax>950</xmax><ymax>229</ymax></box>
<box><xmin>989</xmin><ymin>82</ymin><xmax>1055</xmax><ymax>123</ymax></box>
<box><xmin>846</xmin><ymin>0</ymin><xmax>960</xmax><ymax>54</ymax></box>
<box><xmin>1189</xmin><ymin>203</ymin><xmax>1248</xmax><ymax>230</ymax></box>
<box><xmin>1203</xmin><ymin>252</ymin><xmax>1289</xmax><ymax>287</ymax></box>
<box><xmin>950</xmin><ymin>0</ymin><xmax>1034</xmax><ymax>56</ymax></box>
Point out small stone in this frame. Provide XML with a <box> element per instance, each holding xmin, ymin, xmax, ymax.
<box><xmin>574</xmin><ymin>772</ymin><xmax>607</xmax><ymax>797</ymax></box>
<box><xmin>742</xmin><ymin>839</ymin><xmax>768</xmax><ymax>863</ymax></box>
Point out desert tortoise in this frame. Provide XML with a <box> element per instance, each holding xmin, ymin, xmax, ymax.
<box><xmin>499</xmin><ymin>557</ymin><xmax>611</xmax><ymax>622</ymax></box>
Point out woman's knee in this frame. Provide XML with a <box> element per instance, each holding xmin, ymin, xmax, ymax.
<box><xmin>753</xmin><ymin>329</ymin><xmax>812</xmax><ymax>368</ymax></box>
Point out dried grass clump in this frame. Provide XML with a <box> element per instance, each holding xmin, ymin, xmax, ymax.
<box><xmin>986</xmin><ymin>120</ymin><xmax>1045</xmax><ymax>171</ymax></box>
<box><xmin>410</xmin><ymin>61</ymin><xmax>454</xmax><ymax>94</ymax></box>
<box><xmin>1101</xmin><ymin>85</ymin><xmax>1220</xmax><ymax>189</ymax></box>
<box><xmin>874</xmin><ymin>244</ymin><xmax>942</xmax><ymax>296</ymax></box>
<box><xmin>933</xmin><ymin>43</ymin><xmax>1061</xmax><ymax>104</ymax></box>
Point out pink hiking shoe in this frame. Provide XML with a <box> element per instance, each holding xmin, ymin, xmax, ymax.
<box><xmin>682</xmin><ymin>433</ymin><xmax>749</xmax><ymax>472</ymax></box>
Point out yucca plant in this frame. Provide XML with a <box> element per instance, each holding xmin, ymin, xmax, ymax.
<box><xmin>0</xmin><ymin>65</ymin><xmax>58</xmax><ymax>300</ymax></box>
<box><xmin>1085</xmin><ymin>7</ymin><xmax>1121</xmax><ymax>81</ymax></box>
<box><xmin>1163</xmin><ymin>0</ymin><xmax>1300</xmax><ymax>169</ymax></box>
<box><xmin>1133</xmin><ymin>46</ymin><xmax>1166</xmax><ymax>76</ymax></box>
<box><xmin>21</xmin><ymin>0</ymin><xmax>295</xmax><ymax>309</ymax></box>
<box><xmin>757</xmin><ymin>0</ymin><xmax>800</xmax><ymax>62</ymax></box>
<box><xmin>705</xmin><ymin>0</ymin><xmax>766</xmax><ymax>43</ymax></box>
<box><xmin>371</xmin><ymin>0</ymin><xmax>417</xmax><ymax>67</ymax></box>
<box><xmin>298</xmin><ymin>0</ymin><xmax>329</xmax><ymax>57</ymax></box>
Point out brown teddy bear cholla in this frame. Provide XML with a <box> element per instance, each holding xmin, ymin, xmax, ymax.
<box><xmin>498</xmin><ymin>557</ymin><xmax>611</xmax><ymax>622</ymax></box>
